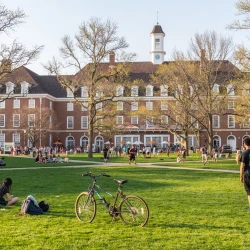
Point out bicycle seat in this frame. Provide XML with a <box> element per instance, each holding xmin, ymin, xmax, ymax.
<box><xmin>114</xmin><ymin>179</ymin><xmax>127</xmax><ymax>185</ymax></box>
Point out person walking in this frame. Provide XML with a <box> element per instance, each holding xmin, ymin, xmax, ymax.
<box><xmin>129</xmin><ymin>145</ymin><xmax>136</xmax><ymax>165</ymax></box>
<box><xmin>240</xmin><ymin>137</ymin><xmax>250</xmax><ymax>210</ymax></box>
<box><xmin>103</xmin><ymin>146</ymin><xmax>109</xmax><ymax>163</ymax></box>
<box><xmin>201</xmin><ymin>145</ymin><xmax>209</xmax><ymax>165</ymax></box>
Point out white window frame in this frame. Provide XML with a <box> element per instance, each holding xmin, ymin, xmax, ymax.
<box><xmin>146</xmin><ymin>116</ymin><xmax>154</xmax><ymax>125</ymax></box>
<box><xmin>13</xmin><ymin>114</ymin><xmax>20</xmax><ymax>127</ymax></box>
<box><xmin>131</xmin><ymin>102</ymin><xmax>138</xmax><ymax>111</ymax></box>
<box><xmin>67</xmin><ymin>116</ymin><xmax>74</xmax><ymax>129</ymax></box>
<box><xmin>13</xmin><ymin>99</ymin><xmax>20</xmax><ymax>109</ymax></box>
<box><xmin>212</xmin><ymin>115</ymin><xmax>220</xmax><ymax>128</ymax></box>
<box><xmin>81</xmin><ymin>116</ymin><xmax>88</xmax><ymax>129</ymax></box>
<box><xmin>213</xmin><ymin>83</ymin><xmax>220</xmax><ymax>93</ymax></box>
<box><xmin>161</xmin><ymin>115</ymin><xmax>168</xmax><ymax>124</ymax></box>
<box><xmin>228</xmin><ymin>115</ymin><xmax>235</xmax><ymax>128</ymax></box>
<box><xmin>6</xmin><ymin>82</ymin><xmax>15</xmax><ymax>94</ymax></box>
<box><xmin>227</xmin><ymin>84</ymin><xmax>235</xmax><ymax>96</ymax></box>
<box><xmin>81</xmin><ymin>86</ymin><xmax>88</xmax><ymax>97</ymax></box>
<box><xmin>28</xmin><ymin>99</ymin><xmax>35</xmax><ymax>109</ymax></box>
<box><xmin>161</xmin><ymin>102</ymin><xmax>168</xmax><ymax>110</ymax></box>
<box><xmin>160</xmin><ymin>85</ymin><xmax>168</xmax><ymax>96</ymax></box>
<box><xmin>146</xmin><ymin>102</ymin><xmax>153</xmax><ymax>110</ymax></box>
<box><xmin>67</xmin><ymin>87</ymin><xmax>74</xmax><ymax>98</ymax></box>
<box><xmin>116</xmin><ymin>116</ymin><xmax>123</xmax><ymax>125</ymax></box>
<box><xmin>131</xmin><ymin>85</ymin><xmax>138</xmax><ymax>97</ymax></box>
<box><xmin>116</xmin><ymin>86</ymin><xmax>124</xmax><ymax>96</ymax></box>
<box><xmin>81</xmin><ymin>101</ymin><xmax>88</xmax><ymax>111</ymax></box>
<box><xmin>146</xmin><ymin>85</ymin><xmax>153</xmax><ymax>97</ymax></box>
<box><xmin>67</xmin><ymin>103</ymin><xmax>74</xmax><ymax>111</ymax></box>
<box><xmin>13</xmin><ymin>133</ymin><xmax>20</xmax><ymax>144</ymax></box>
<box><xmin>96</xmin><ymin>102</ymin><xmax>103</xmax><ymax>111</ymax></box>
<box><xmin>21</xmin><ymin>81</ymin><xmax>29</xmax><ymax>94</ymax></box>
<box><xmin>117</xmin><ymin>101</ymin><xmax>123</xmax><ymax>111</ymax></box>
<box><xmin>131</xmin><ymin>116</ymin><xmax>138</xmax><ymax>125</ymax></box>
<box><xmin>28</xmin><ymin>114</ymin><xmax>35</xmax><ymax>127</ymax></box>
<box><xmin>228</xmin><ymin>100</ymin><xmax>234</xmax><ymax>109</ymax></box>
<box><xmin>155</xmin><ymin>38</ymin><xmax>160</xmax><ymax>49</ymax></box>
<box><xmin>0</xmin><ymin>101</ymin><xmax>5</xmax><ymax>109</ymax></box>
<box><xmin>0</xmin><ymin>114</ymin><xmax>5</xmax><ymax>127</ymax></box>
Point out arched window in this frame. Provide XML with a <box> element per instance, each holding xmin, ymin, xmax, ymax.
<box><xmin>213</xmin><ymin>135</ymin><xmax>221</xmax><ymax>148</ymax></box>
<box><xmin>146</xmin><ymin>85</ymin><xmax>153</xmax><ymax>97</ymax></box>
<box><xmin>66</xmin><ymin>136</ymin><xmax>75</xmax><ymax>149</ymax></box>
<box><xmin>80</xmin><ymin>136</ymin><xmax>88</xmax><ymax>149</ymax></box>
<box><xmin>95</xmin><ymin>135</ymin><xmax>104</xmax><ymax>152</ymax></box>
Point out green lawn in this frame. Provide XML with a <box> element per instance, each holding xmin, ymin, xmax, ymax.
<box><xmin>0</xmin><ymin>155</ymin><xmax>248</xmax><ymax>249</ymax></box>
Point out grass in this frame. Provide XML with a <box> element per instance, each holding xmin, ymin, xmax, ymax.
<box><xmin>0</xmin><ymin>155</ymin><xmax>248</xmax><ymax>249</ymax></box>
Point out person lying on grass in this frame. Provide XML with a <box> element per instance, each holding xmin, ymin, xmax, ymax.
<box><xmin>0</xmin><ymin>178</ymin><xmax>18</xmax><ymax>206</ymax></box>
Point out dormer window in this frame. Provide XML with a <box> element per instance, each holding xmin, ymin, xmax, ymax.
<box><xmin>6</xmin><ymin>81</ymin><xmax>15</xmax><ymax>94</ymax></box>
<box><xmin>67</xmin><ymin>86</ymin><xmax>74</xmax><ymax>97</ymax></box>
<box><xmin>213</xmin><ymin>83</ymin><xmax>220</xmax><ymax>93</ymax></box>
<box><xmin>146</xmin><ymin>85</ymin><xmax>153</xmax><ymax>97</ymax></box>
<box><xmin>116</xmin><ymin>86</ymin><xmax>124</xmax><ymax>96</ymax></box>
<box><xmin>227</xmin><ymin>84</ymin><xmax>235</xmax><ymax>96</ymax></box>
<box><xmin>160</xmin><ymin>85</ymin><xmax>168</xmax><ymax>96</ymax></box>
<box><xmin>20</xmin><ymin>81</ymin><xmax>30</xmax><ymax>94</ymax></box>
<box><xmin>81</xmin><ymin>86</ymin><xmax>88</xmax><ymax>98</ymax></box>
<box><xmin>131</xmin><ymin>85</ymin><xmax>138</xmax><ymax>97</ymax></box>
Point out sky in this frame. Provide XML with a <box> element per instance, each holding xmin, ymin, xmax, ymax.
<box><xmin>1</xmin><ymin>0</ymin><xmax>249</xmax><ymax>75</ymax></box>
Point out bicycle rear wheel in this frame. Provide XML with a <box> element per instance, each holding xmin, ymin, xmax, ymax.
<box><xmin>119</xmin><ymin>195</ymin><xmax>149</xmax><ymax>227</ymax></box>
<box><xmin>75</xmin><ymin>192</ymin><xmax>96</xmax><ymax>222</ymax></box>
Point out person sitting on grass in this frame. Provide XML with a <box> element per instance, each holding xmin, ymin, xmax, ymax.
<box><xmin>0</xmin><ymin>178</ymin><xmax>18</xmax><ymax>206</ymax></box>
<box><xmin>64</xmin><ymin>156</ymin><xmax>69</xmax><ymax>162</ymax></box>
<box><xmin>0</xmin><ymin>157</ymin><xmax>6</xmax><ymax>166</ymax></box>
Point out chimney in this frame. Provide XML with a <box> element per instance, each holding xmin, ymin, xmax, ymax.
<box><xmin>109</xmin><ymin>51</ymin><xmax>115</xmax><ymax>67</ymax></box>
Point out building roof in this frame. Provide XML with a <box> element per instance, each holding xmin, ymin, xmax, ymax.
<box><xmin>150</xmin><ymin>24</ymin><xmax>165</xmax><ymax>34</ymax></box>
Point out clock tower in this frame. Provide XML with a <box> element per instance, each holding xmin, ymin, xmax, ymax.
<box><xmin>150</xmin><ymin>23</ymin><xmax>166</xmax><ymax>64</ymax></box>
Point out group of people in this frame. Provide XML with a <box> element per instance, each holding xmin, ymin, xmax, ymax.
<box><xmin>35</xmin><ymin>154</ymin><xmax>69</xmax><ymax>163</ymax></box>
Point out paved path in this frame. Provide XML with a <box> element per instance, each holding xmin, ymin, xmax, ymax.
<box><xmin>0</xmin><ymin>159</ymin><xmax>239</xmax><ymax>174</ymax></box>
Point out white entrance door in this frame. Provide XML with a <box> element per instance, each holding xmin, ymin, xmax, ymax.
<box><xmin>227</xmin><ymin>135</ymin><xmax>236</xmax><ymax>151</ymax></box>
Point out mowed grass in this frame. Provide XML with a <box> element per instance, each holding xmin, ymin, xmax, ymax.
<box><xmin>0</xmin><ymin>156</ymin><xmax>249</xmax><ymax>249</ymax></box>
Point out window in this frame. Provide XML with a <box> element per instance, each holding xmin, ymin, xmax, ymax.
<box><xmin>146</xmin><ymin>102</ymin><xmax>153</xmax><ymax>110</ymax></box>
<box><xmin>96</xmin><ymin>102</ymin><xmax>103</xmax><ymax>111</ymax></box>
<box><xmin>131</xmin><ymin>116</ymin><xmax>138</xmax><ymax>125</ymax></box>
<box><xmin>81</xmin><ymin>116</ymin><xmax>88</xmax><ymax>129</ymax></box>
<box><xmin>160</xmin><ymin>85</ymin><xmax>168</xmax><ymax>96</ymax></box>
<box><xmin>67</xmin><ymin>103</ymin><xmax>74</xmax><ymax>111</ymax></box>
<box><xmin>243</xmin><ymin>117</ymin><xmax>250</xmax><ymax>128</ymax></box>
<box><xmin>81</xmin><ymin>101</ymin><xmax>88</xmax><ymax>111</ymax></box>
<box><xmin>13</xmin><ymin>133</ymin><xmax>20</xmax><ymax>144</ymax></box>
<box><xmin>228</xmin><ymin>101</ymin><xmax>234</xmax><ymax>109</ymax></box>
<box><xmin>21</xmin><ymin>81</ymin><xmax>29</xmax><ymax>94</ymax></box>
<box><xmin>131</xmin><ymin>102</ymin><xmax>138</xmax><ymax>111</ymax></box>
<box><xmin>13</xmin><ymin>114</ymin><xmax>20</xmax><ymax>127</ymax></box>
<box><xmin>188</xmin><ymin>86</ymin><xmax>193</xmax><ymax>95</ymax></box>
<box><xmin>0</xmin><ymin>114</ymin><xmax>5</xmax><ymax>127</ymax></box>
<box><xmin>67</xmin><ymin>87</ymin><xmax>74</xmax><ymax>97</ymax></box>
<box><xmin>116</xmin><ymin>86</ymin><xmax>124</xmax><ymax>96</ymax></box>
<box><xmin>95</xmin><ymin>116</ymin><xmax>103</xmax><ymax>127</ymax></box>
<box><xmin>6</xmin><ymin>82</ymin><xmax>15</xmax><ymax>94</ymax></box>
<box><xmin>117</xmin><ymin>102</ymin><xmax>123</xmax><ymax>111</ymax></box>
<box><xmin>146</xmin><ymin>85</ymin><xmax>153</xmax><ymax>97</ymax></box>
<box><xmin>146</xmin><ymin>116</ymin><xmax>153</xmax><ymax>125</ymax></box>
<box><xmin>212</xmin><ymin>115</ymin><xmax>220</xmax><ymax>128</ymax></box>
<box><xmin>227</xmin><ymin>84</ymin><xmax>235</xmax><ymax>96</ymax></box>
<box><xmin>67</xmin><ymin>116</ymin><xmax>74</xmax><ymax>129</ymax></box>
<box><xmin>116</xmin><ymin>116</ymin><xmax>123</xmax><ymax>125</ymax></box>
<box><xmin>96</xmin><ymin>90</ymin><xmax>103</xmax><ymax>98</ymax></box>
<box><xmin>14</xmin><ymin>99</ymin><xmax>20</xmax><ymax>109</ymax></box>
<box><xmin>228</xmin><ymin>115</ymin><xmax>235</xmax><ymax>128</ymax></box>
<box><xmin>161</xmin><ymin>102</ymin><xmax>168</xmax><ymax>110</ymax></box>
<box><xmin>161</xmin><ymin>115</ymin><xmax>168</xmax><ymax>124</ymax></box>
<box><xmin>213</xmin><ymin>84</ymin><xmax>220</xmax><ymax>93</ymax></box>
<box><xmin>0</xmin><ymin>133</ymin><xmax>4</xmax><ymax>148</ymax></box>
<box><xmin>131</xmin><ymin>86</ymin><xmax>138</xmax><ymax>97</ymax></box>
<box><xmin>0</xmin><ymin>101</ymin><xmax>5</xmax><ymax>109</ymax></box>
<box><xmin>81</xmin><ymin>86</ymin><xmax>88</xmax><ymax>97</ymax></box>
<box><xmin>28</xmin><ymin>99</ymin><xmax>35</xmax><ymax>108</ymax></box>
<box><xmin>155</xmin><ymin>38</ymin><xmax>160</xmax><ymax>49</ymax></box>
<box><xmin>28</xmin><ymin>114</ymin><xmax>35</xmax><ymax>127</ymax></box>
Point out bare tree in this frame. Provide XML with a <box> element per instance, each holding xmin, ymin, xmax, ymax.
<box><xmin>45</xmin><ymin>17</ymin><xmax>136</xmax><ymax>158</ymax></box>
<box><xmin>152</xmin><ymin>31</ymin><xmax>237</xmax><ymax>153</ymax></box>
<box><xmin>13</xmin><ymin>106</ymin><xmax>59</xmax><ymax>147</ymax></box>
<box><xmin>0</xmin><ymin>4</ymin><xmax>43</xmax><ymax>100</ymax></box>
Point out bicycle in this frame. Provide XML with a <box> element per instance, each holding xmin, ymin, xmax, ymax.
<box><xmin>75</xmin><ymin>172</ymin><xmax>149</xmax><ymax>227</ymax></box>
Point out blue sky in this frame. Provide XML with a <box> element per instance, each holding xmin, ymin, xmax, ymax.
<box><xmin>1</xmin><ymin>0</ymin><xmax>249</xmax><ymax>75</ymax></box>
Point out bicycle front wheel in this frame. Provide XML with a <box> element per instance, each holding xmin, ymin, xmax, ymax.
<box><xmin>119</xmin><ymin>195</ymin><xmax>149</xmax><ymax>227</ymax></box>
<box><xmin>75</xmin><ymin>192</ymin><xmax>96</xmax><ymax>222</ymax></box>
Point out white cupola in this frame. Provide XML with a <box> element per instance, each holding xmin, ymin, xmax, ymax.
<box><xmin>150</xmin><ymin>23</ymin><xmax>166</xmax><ymax>64</ymax></box>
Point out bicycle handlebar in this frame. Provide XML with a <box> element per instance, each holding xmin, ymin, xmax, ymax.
<box><xmin>81</xmin><ymin>172</ymin><xmax>110</xmax><ymax>178</ymax></box>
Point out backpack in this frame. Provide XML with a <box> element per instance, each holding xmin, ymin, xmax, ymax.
<box><xmin>38</xmin><ymin>200</ymin><xmax>50</xmax><ymax>212</ymax></box>
<box><xmin>21</xmin><ymin>198</ymin><xmax>43</xmax><ymax>215</ymax></box>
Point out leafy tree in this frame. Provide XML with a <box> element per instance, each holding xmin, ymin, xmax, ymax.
<box><xmin>45</xmin><ymin>17</ymin><xmax>136</xmax><ymax>157</ymax></box>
